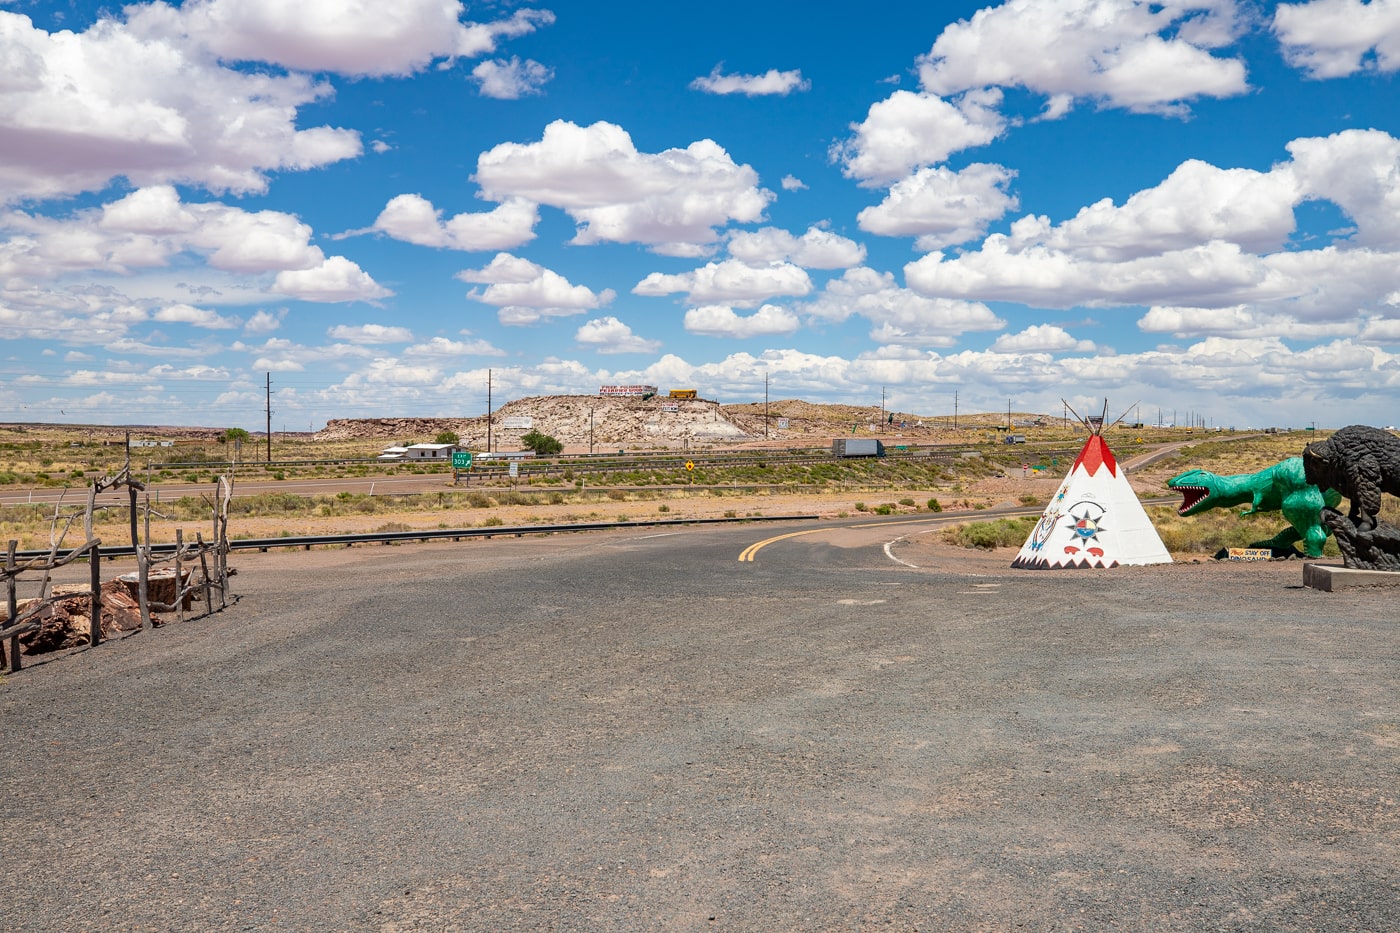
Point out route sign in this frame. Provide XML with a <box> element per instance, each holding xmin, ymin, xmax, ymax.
<box><xmin>452</xmin><ymin>451</ymin><xmax>472</xmax><ymax>470</ymax></box>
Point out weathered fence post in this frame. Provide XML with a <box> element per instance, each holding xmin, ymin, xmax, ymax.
<box><xmin>89</xmin><ymin>543</ymin><xmax>102</xmax><ymax>648</ymax></box>
<box><xmin>197</xmin><ymin>533</ymin><xmax>214</xmax><ymax>618</ymax></box>
<box><xmin>6</xmin><ymin>540</ymin><xmax>19</xmax><ymax>673</ymax></box>
<box><xmin>138</xmin><ymin>544</ymin><xmax>151</xmax><ymax>632</ymax></box>
<box><xmin>174</xmin><ymin>529</ymin><xmax>185</xmax><ymax>625</ymax></box>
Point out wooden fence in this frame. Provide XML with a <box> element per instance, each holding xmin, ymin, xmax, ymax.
<box><xmin>1</xmin><ymin>466</ymin><xmax>232</xmax><ymax>674</ymax></box>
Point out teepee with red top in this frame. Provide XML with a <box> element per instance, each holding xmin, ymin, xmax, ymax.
<box><xmin>1011</xmin><ymin>400</ymin><xmax>1172</xmax><ymax>570</ymax></box>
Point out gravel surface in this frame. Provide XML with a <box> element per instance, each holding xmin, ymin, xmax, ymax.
<box><xmin>2</xmin><ymin>523</ymin><xmax>1398</xmax><ymax>932</ymax></box>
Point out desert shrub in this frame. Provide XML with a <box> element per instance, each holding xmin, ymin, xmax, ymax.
<box><xmin>466</xmin><ymin>493</ymin><xmax>494</xmax><ymax>508</ymax></box>
<box><xmin>658</xmin><ymin>504</ymin><xmax>670</xmax><ymax>512</ymax></box>
<box><xmin>548</xmin><ymin>492</ymin><xmax>566</xmax><ymax>505</ymax></box>
<box><xmin>374</xmin><ymin>521</ymin><xmax>411</xmax><ymax>533</ymax></box>
<box><xmin>899</xmin><ymin>497</ymin><xmax>915</xmax><ymax>507</ymax></box>
<box><xmin>927</xmin><ymin>498</ymin><xmax>942</xmax><ymax>512</ymax></box>
<box><xmin>1019</xmin><ymin>494</ymin><xmax>1040</xmax><ymax>506</ymax></box>
<box><xmin>854</xmin><ymin>502</ymin><xmax>868</xmax><ymax>512</ymax></box>
<box><xmin>874</xmin><ymin>504</ymin><xmax>894</xmax><ymax>515</ymax></box>
<box><xmin>607</xmin><ymin>489</ymin><xmax>628</xmax><ymax>501</ymax></box>
<box><xmin>943</xmin><ymin>516</ymin><xmax>1037</xmax><ymax>550</ymax></box>
<box><xmin>482</xmin><ymin>516</ymin><xmax>504</xmax><ymax>526</ymax></box>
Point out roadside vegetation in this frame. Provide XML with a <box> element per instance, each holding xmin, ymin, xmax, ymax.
<box><xmin>0</xmin><ymin>423</ymin><xmax>1348</xmax><ymax>557</ymax></box>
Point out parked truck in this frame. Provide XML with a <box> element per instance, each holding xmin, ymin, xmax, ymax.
<box><xmin>832</xmin><ymin>438</ymin><xmax>886</xmax><ymax>458</ymax></box>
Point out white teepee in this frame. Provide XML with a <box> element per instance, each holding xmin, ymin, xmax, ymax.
<box><xmin>1011</xmin><ymin>401</ymin><xmax>1172</xmax><ymax>570</ymax></box>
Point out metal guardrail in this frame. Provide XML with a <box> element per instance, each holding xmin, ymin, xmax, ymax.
<box><xmin>14</xmin><ymin>513</ymin><xmax>821</xmax><ymax>561</ymax></box>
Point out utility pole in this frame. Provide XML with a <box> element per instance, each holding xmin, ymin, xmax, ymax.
<box><xmin>764</xmin><ymin>372</ymin><xmax>769</xmax><ymax>440</ymax></box>
<box><xmin>881</xmin><ymin>386</ymin><xmax>886</xmax><ymax>434</ymax></box>
<box><xmin>953</xmin><ymin>390</ymin><xmax>958</xmax><ymax>430</ymax></box>
<box><xmin>264</xmin><ymin>372</ymin><xmax>272</xmax><ymax>462</ymax></box>
<box><xmin>589</xmin><ymin>408</ymin><xmax>595</xmax><ymax>455</ymax></box>
<box><xmin>1007</xmin><ymin>398</ymin><xmax>1012</xmax><ymax>432</ymax></box>
<box><xmin>486</xmin><ymin>369</ymin><xmax>493</xmax><ymax>453</ymax></box>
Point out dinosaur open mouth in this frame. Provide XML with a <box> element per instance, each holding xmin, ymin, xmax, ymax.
<box><xmin>1175</xmin><ymin>484</ymin><xmax>1206</xmax><ymax>514</ymax></box>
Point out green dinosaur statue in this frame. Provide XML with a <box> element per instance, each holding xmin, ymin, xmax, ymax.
<box><xmin>1167</xmin><ymin>456</ymin><xmax>1341</xmax><ymax>557</ymax></box>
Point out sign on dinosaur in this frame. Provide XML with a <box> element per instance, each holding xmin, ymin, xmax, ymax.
<box><xmin>1167</xmin><ymin>457</ymin><xmax>1340</xmax><ymax>558</ymax></box>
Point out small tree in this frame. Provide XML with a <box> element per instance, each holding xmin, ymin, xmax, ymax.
<box><xmin>219</xmin><ymin>427</ymin><xmax>251</xmax><ymax>445</ymax></box>
<box><xmin>434</xmin><ymin>430</ymin><xmax>460</xmax><ymax>445</ymax></box>
<box><xmin>520</xmin><ymin>430</ymin><xmax>563</xmax><ymax>455</ymax></box>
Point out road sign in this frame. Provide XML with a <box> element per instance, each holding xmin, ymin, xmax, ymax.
<box><xmin>452</xmin><ymin>451</ymin><xmax>472</xmax><ymax>470</ymax></box>
<box><xmin>685</xmin><ymin>460</ymin><xmax>695</xmax><ymax>471</ymax></box>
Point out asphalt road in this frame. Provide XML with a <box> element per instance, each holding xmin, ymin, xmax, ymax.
<box><xmin>2</xmin><ymin>518</ymin><xmax>1397</xmax><ymax>932</ymax></box>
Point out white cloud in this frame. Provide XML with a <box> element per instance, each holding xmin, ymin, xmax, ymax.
<box><xmin>857</xmin><ymin>163</ymin><xmax>1019</xmax><ymax>249</ymax></box>
<box><xmin>833</xmin><ymin>89</ymin><xmax>1006</xmax><ymax>186</ymax></box>
<box><xmin>683</xmin><ymin>304</ymin><xmax>801</xmax><ymax>339</ymax></box>
<box><xmin>633</xmin><ymin>259</ymin><xmax>812</xmax><ymax>306</ymax></box>
<box><xmin>327</xmin><ymin>323</ymin><xmax>413</xmax><ymax>344</ymax></box>
<box><xmin>368</xmin><ymin>193</ymin><xmax>538</xmax><ymax>251</ymax></box>
<box><xmin>576</xmin><ymin>317</ymin><xmax>662</xmax><ymax>354</ymax></box>
<box><xmin>273</xmin><ymin>256</ymin><xmax>393</xmax><ymax>303</ymax></box>
<box><xmin>403</xmin><ymin>335</ymin><xmax>506</xmax><ymax>357</ymax></box>
<box><xmin>152</xmin><ymin>303</ymin><xmax>239</xmax><ymax>329</ymax></box>
<box><xmin>1274</xmin><ymin>0</ymin><xmax>1400</xmax><ymax>78</ymax></box>
<box><xmin>690</xmin><ymin>65</ymin><xmax>810</xmax><ymax>96</ymax></box>
<box><xmin>781</xmin><ymin>175</ymin><xmax>808</xmax><ymax>191</ymax></box>
<box><xmin>805</xmin><ymin>267</ymin><xmax>1005</xmax><ymax>347</ymax></box>
<box><xmin>244</xmin><ymin>309</ymin><xmax>286</xmax><ymax>334</ymax></box>
<box><xmin>471</xmin><ymin>57</ymin><xmax>554</xmax><ymax>99</ymax></box>
<box><xmin>0</xmin><ymin>9</ymin><xmax>361</xmax><ymax>203</ymax></box>
<box><xmin>726</xmin><ymin>226</ymin><xmax>866</xmax><ymax>269</ymax></box>
<box><xmin>133</xmin><ymin>1</ymin><xmax>556</xmax><ymax>78</ymax></box>
<box><xmin>458</xmin><ymin>252</ymin><xmax>615</xmax><ymax>324</ymax></box>
<box><xmin>474</xmin><ymin>120</ymin><xmax>773</xmax><ymax>253</ymax></box>
<box><xmin>990</xmin><ymin>324</ymin><xmax>1096</xmax><ymax>353</ymax></box>
<box><xmin>917</xmin><ymin>0</ymin><xmax>1249</xmax><ymax>114</ymax></box>
<box><xmin>904</xmin><ymin>131</ymin><xmax>1400</xmax><ymax>331</ymax></box>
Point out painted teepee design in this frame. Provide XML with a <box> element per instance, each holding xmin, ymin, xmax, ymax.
<box><xmin>1012</xmin><ymin>401</ymin><xmax>1172</xmax><ymax>570</ymax></box>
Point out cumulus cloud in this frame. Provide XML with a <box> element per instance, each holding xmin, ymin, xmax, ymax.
<box><xmin>990</xmin><ymin>324</ymin><xmax>1096</xmax><ymax>353</ymax></box>
<box><xmin>328</xmin><ymin>323</ymin><xmax>413</xmax><ymax>344</ymax></box>
<box><xmin>726</xmin><ymin>226</ymin><xmax>866</xmax><ymax>269</ymax></box>
<box><xmin>857</xmin><ymin>163</ymin><xmax>1019</xmax><ymax>249</ymax></box>
<box><xmin>2</xmin><ymin>186</ymin><xmax>391</xmax><ymax>308</ymax></box>
<box><xmin>273</xmin><ymin>256</ymin><xmax>393</xmax><ymax>303</ymax></box>
<box><xmin>133</xmin><ymin>1</ymin><xmax>556</xmax><ymax>78</ymax></box>
<box><xmin>404</xmin><ymin>335</ymin><xmax>507</xmax><ymax>357</ymax></box>
<box><xmin>781</xmin><ymin>175</ymin><xmax>808</xmax><ymax>191</ymax></box>
<box><xmin>904</xmin><ymin>130</ymin><xmax>1400</xmax><ymax>333</ymax></box>
<box><xmin>683</xmin><ymin>303</ymin><xmax>801</xmax><ymax>339</ymax></box>
<box><xmin>690</xmin><ymin>65</ymin><xmax>810</xmax><ymax>96</ymax></box>
<box><xmin>0</xmin><ymin>9</ymin><xmax>360</xmax><ymax>203</ymax></box>
<box><xmin>471</xmin><ymin>56</ymin><xmax>554</xmax><ymax>98</ymax></box>
<box><xmin>152</xmin><ymin>303</ymin><xmax>239</xmax><ymax>329</ymax></box>
<box><xmin>458</xmin><ymin>252</ymin><xmax>616</xmax><ymax>325</ymax></box>
<box><xmin>1274</xmin><ymin>0</ymin><xmax>1400</xmax><ymax>78</ymax></box>
<box><xmin>474</xmin><ymin>120</ymin><xmax>773</xmax><ymax>253</ymax></box>
<box><xmin>833</xmin><ymin>89</ymin><xmax>1007</xmax><ymax>186</ymax></box>
<box><xmin>575</xmin><ymin>317</ymin><xmax>662</xmax><ymax>354</ymax></box>
<box><xmin>917</xmin><ymin>0</ymin><xmax>1249</xmax><ymax>114</ymax></box>
<box><xmin>367</xmin><ymin>193</ymin><xmax>539</xmax><ymax>251</ymax></box>
<box><xmin>633</xmin><ymin>259</ymin><xmax>812</xmax><ymax>306</ymax></box>
<box><xmin>805</xmin><ymin>267</ymin><xmax>1005</xmax><ymax>347</ymax></box>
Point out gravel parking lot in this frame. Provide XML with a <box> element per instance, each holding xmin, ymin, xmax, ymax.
<box><xmin>3</xmin><ymin>525</ymin><xmax>1398</xmax><ymax>932</ymax></box>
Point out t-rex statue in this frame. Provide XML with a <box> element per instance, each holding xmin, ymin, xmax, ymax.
<box><xmin>1168</xmin><ymin>456</ymin><xmax>1340</xmax><ymax>557</ymax></box>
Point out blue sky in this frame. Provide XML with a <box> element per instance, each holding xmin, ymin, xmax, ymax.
<box><xmin>3</xmin><ymin>0</ymin><xmax>1400</xmax><ymax>431</ymax></box>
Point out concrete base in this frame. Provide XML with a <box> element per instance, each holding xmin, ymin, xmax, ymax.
<box><xmin>1302</xmin><ymin>562</ymin><xmax>1400</xmax><ymax>592</ymax></box>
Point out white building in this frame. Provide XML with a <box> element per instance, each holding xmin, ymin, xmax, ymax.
<box><xmin>379</xmin><ymin>443</ymin><xmax>456</xmax><ymax>461</ymax></box>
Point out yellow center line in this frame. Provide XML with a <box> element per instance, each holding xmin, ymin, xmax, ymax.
<box><xmin>737</xmin><ymin>527</ymin><xmax>832</xmax><ymax>562</ymax></box>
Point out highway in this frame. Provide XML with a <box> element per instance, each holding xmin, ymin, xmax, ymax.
<box><xmin>3</xmin><ymin>516</ymin><xmax>1396</xmax><ymax>931</ymax></box>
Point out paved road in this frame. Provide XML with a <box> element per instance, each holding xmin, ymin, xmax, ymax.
<box><xmin>3</xmin><ymin>519</ymin><xmax>1397</xmax><ymax>931</ymax></box>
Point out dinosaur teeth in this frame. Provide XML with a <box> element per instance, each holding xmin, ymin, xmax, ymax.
<box><xmin>1177</xmin><ymin>485</ymin><xmax>1206</xmax><ymax>513</ymax></box>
